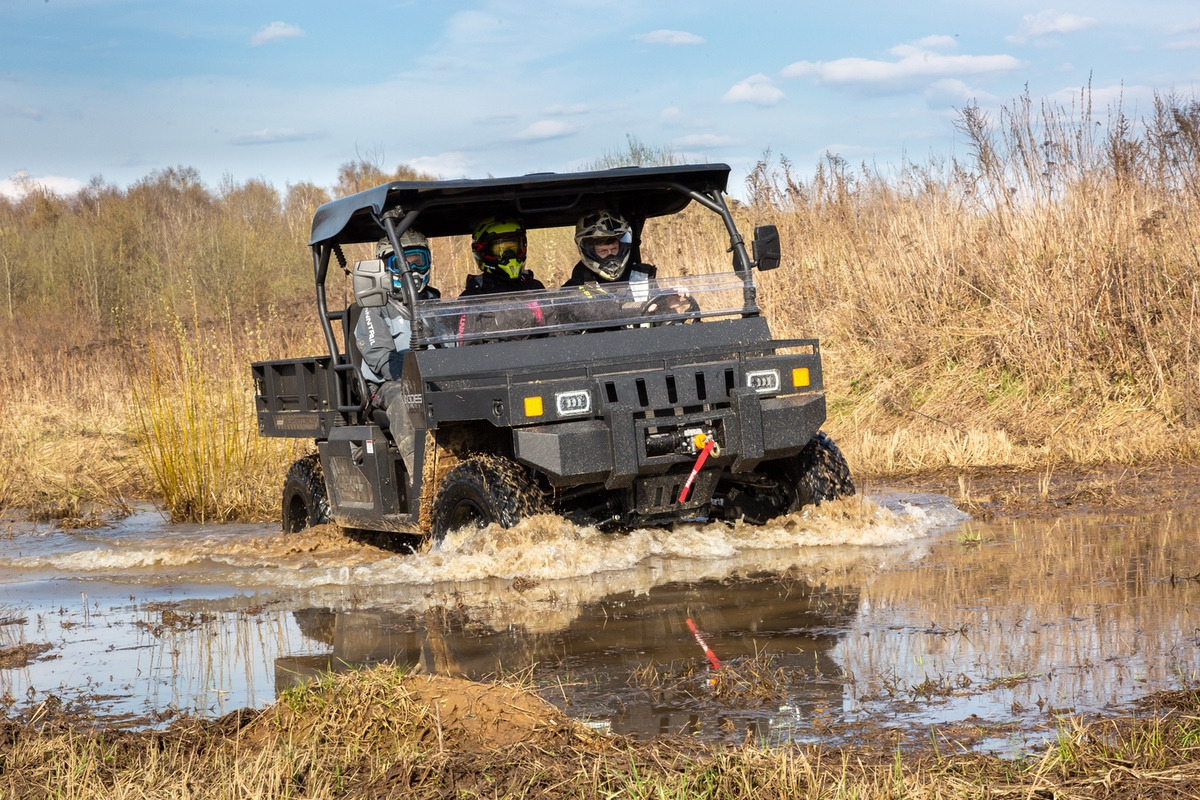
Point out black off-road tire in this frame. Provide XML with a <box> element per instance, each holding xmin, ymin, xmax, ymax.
<box><xmin>281</xmin><ymin>454</ymin><xmax>330</xmax><ymax>533</ymax></box>
<box><xmin>430</xmin><ymin>455</ymin><xmax>548</xmax><ymax>542</ymax></box>
<box><xmin>789</xmin><ymin>431</ymin><xmax>855</xmax><ymax>509</ymax></box>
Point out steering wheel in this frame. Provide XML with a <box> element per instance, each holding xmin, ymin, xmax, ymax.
<box><xmin>640</xmin><ymin>292</ymin><xmax>701</xmax><ymax>325</ymax></box>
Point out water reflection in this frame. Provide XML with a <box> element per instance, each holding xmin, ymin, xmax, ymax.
<box><xmin>839</xmin><ymin>511</ymin><xmax>1200</xmax><ymax>744</ymax></box>
<box><xmin>277</xmin><ymin>575</ymin><xmax>860</xmax><ymax>740</ymax></box>
<box><xmin>3</xmin><ymin>494</ymin><xmax>1198</xmax><ymax>754</ymax></box>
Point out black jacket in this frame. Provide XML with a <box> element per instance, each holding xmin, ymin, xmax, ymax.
<box><xmin>561</xmin><ymin>261</ymin><xmax>656</xmax><ymax>287</ymax></box>
<box><xmin>460</xmin><ymin>269</ymin><xmax>545</xmax><ymax>296</ymax></box>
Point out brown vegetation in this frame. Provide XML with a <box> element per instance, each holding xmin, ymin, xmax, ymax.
<box><xmin>2</xmin><ymin>88</ymin><xmax>1199</xmax><ymax>520</ymax></box>
<box><xmin>2</xmin><ymin>665</ymin><xmax>1198</xmax><ymax>799</ymax></box>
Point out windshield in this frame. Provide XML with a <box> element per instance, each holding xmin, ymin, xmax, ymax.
<box><xmin>415</xmin><ymin>272</ymin><xmax>756</xmax><ymax>347</ymax></box>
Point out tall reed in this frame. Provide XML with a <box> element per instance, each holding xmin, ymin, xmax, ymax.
<box><xmin>123</xmin><ymin>299</ymin><xmax>306</xmax><ymax>522</ymax></box>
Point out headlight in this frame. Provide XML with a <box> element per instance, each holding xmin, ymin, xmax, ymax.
<box><xmin>555</xmin><ymin>390</ymin><xmax>591</xmax><ymax>416</ymax></box>
<box><xmin>745</xmin><ymin>369</ymin><xmax>780</xmax><ymax>394</ymax></box>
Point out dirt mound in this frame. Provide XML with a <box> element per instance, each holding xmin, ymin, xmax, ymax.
<box><xmin>242</xmin><ymin>667</ymin><xmax>594</xmax><ymax>754</ymax></box>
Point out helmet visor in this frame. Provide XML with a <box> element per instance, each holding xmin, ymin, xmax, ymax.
<box><xmin>485</xmin><ymin>236</ymin><xmax>525</xmax><ymax>260</ymax></box>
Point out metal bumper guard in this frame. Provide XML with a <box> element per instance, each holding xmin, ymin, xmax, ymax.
<box><xmin>513</xmin><ymin>389</ymin><xmax>827</xmax><ymax>495</ymax></box>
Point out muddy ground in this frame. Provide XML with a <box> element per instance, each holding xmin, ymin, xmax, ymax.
<box><xmin>2</xmin><ymin>463</ymin><xmax>1199</xmax><ymax>798</ymax></box>
<box><xmin>870</xmin><ymin>461</ymin><xmax>1200</xmax><ymax>520</ymax></box>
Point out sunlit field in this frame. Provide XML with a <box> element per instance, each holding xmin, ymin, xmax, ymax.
<box><xmin>3</xmin><ymin>90</ymin><xmax>1199</xmax><ymax>521</ymax></box>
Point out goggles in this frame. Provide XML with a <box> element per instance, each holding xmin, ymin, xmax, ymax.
<box><xmin>387</xmin><ymin>246</ymin><xmax>431</xmax><ymax>274</ymax></box>
<box><xmin>484</xmin><ymin>236</ymin><xmax>525</xmax><ymax>260</ymax></box>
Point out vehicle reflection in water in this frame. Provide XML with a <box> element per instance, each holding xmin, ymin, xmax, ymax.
<box><xmin>7</xmin><ymin>490</ymin><xmax>1198</xmax><ymax>754</ymax></box>
<box><xmin>277</xmin><ymin>575</ymin><xmax>860</xmax><ymax>741</ymax></box>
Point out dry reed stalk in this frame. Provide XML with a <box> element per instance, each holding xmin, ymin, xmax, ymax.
<box><xmin>6</xmin><ymin>91</ymin><xmax>1200</xmax><ymax>515</ymax></box>
<box><xmin>122</xmin><ymin>301</ymin><xmax>306</xmax><ymax>523</ymax></box>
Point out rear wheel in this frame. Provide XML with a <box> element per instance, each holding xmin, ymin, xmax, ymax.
<box><xmin>281</xmin><ymin>454</ymin><xmax>330</xmax><ymax>532</ymax></box>
<box><xmin>430</xmin><ymin>455</ymin><xmax>548</xmax><ymax>542</ymax></box>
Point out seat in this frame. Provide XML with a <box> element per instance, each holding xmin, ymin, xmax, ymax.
<box><xmin>343</xmin><ymin>302</ymin><xmax>392</xmax><ymax>430</ymax></box>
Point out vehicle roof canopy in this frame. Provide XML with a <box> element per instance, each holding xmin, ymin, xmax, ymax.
<box><xmin>309</xmin><ymin>163</ymin><xmax>731</xmax><ymax>246</ymax></box>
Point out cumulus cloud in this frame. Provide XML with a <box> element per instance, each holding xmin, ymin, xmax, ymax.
<box><xmin>514</xmin><ymin>120</ymin><xmax>578</xmax><ymax>141</ymax></box>
<box><xmin>781</xmin><ymin>42</ymin><xmax>1023</xmax><ymax>92</ymax></box>
<box><xmin>406</xmin><ymin>153</ymin><xmax>471</xmax><ymax>179</ymax></box>
<box><xmin>229</xmin><ymin>128</ymin><xmax>323</xmax><ymax>145</ymax></box>
<box><xmin>1006</xmin><ymin>11</ymin><xmax>1096</xmax><ymax>44</ymax></box>
<box><xmin>915</xmin><ymin>34</ymin><xmax>959</xmax><ymax>50</ymax></box>
<box><xmin>633</xmin><ymin>30</ymin><xmax>705</xmax><ymax>46</ymax></box>
<box><xmin>0</xmin><ymin>171</ymin><xmax>85</xmax><ymax>199</ymax></box>
<box><xmin>251</xmin><ymin>22</ymin><xmax>304</xmax><ymax>47</ymax></box>
<box><xmin>722</xmin><ymin>74</ymin><xmax>784</xmax><ymax>106</ymax></box>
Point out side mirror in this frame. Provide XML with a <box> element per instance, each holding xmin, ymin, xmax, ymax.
<box><xmin>351</xmin><ymin>259</ymin><xmax>390</xmax><ymax>308</ymax></box>
<box><xmin>752</xmin><ymin>225</ymin><xmax>781</xmax><ymax>271</ymax></box>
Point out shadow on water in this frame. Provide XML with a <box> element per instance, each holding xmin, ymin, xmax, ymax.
<box><xmin>2</xmin><ymin>490</ymin><xmax>1198</xmax><ymax>754</ymax></box>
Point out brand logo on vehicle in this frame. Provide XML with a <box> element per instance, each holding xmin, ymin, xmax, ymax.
<box><xmin>404</xmin><ymin>393</ymin><xmax>422</xmax><ymax>407</ymax></box>
<box><xmin>555</xmin><ymin>390</ymin><xmax>591</xmax><ymax>416</ymax></box>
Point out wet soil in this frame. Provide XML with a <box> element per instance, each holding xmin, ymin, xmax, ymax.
<box><xmin>2</xmin><ymin>463</ymin><xmax>1200</xmax><ymax>798</ymax></box>
<box><xmin>5</xmin><ymin>671</ymin><xmax>1199</xmax><ymax>800</ymax></box>
<box><xmin>874</xmin><ymin>461</ymin><xmax>1200</xmax><ymax>520</ymax></box>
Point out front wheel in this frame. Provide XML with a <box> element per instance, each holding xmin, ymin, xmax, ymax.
<box><xmin>281</xmin><ymin>454</ymin><xmax>330</xmax><ymax>532</ymax></box>
<box><xmin>789</xmin><ymin>432</ymin><xmax>855</xmax><ymax>509</ymax></box>
<box><xmin>430</xmin><ymin>455</ymin><xmax>548</xmax><ymax>543</ymax></box>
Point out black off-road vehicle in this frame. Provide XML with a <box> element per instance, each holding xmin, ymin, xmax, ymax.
<box><xmin>252</xmin><ymin>164</ymin><xmax>853</xmax><ymax>541</ymax></box>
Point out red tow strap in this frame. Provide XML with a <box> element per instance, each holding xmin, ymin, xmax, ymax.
<box><xmin>677</xmin><ymin>437</ymin><xmax>716</xmax><ymax>503</ymax></box>
<box><xmin>686</xmin><ymin>618</ymin><xmax>722</xmax><ymax>670</ymax></box>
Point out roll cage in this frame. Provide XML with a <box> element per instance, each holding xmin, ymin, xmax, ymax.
<box><xmin>306</xmin><ymin>163</ymin><xmax>778</xmax><ymax>415</ymax></box>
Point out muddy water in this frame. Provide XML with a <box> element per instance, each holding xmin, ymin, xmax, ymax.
<box><xmin>1</xmin><ymin>492</ymin><xmax>1197</xmax><ymax>752</ymax></box>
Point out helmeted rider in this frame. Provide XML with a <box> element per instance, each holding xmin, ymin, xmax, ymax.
<box><xmin>461</xmin><ymin>216</ymin><xmax>546</xmax><ymax>296</ymax></box>
<box><xmin>354</xmin><ymin>228</ymin><xmax>441</xmax><ymax>473</ymax></box>
<box><xmin>562</xmin><ymin>210</ymin><xmax>656</xmax><ymax>287</ymax></box>
<box><xmin>560</xmin><ymin>210</ymin><xmax>695</xmax><ymax>324</ymax></box>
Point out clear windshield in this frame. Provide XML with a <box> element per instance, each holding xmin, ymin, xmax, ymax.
<box><xmin>416</xmin><ymin>271</ymin><xmax>756</xmax><ymax>347</ymax></box>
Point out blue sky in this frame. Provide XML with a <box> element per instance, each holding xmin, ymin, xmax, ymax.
<box><xmin>2</xmin><ymin>0</ymin><xmax>1199</xmax><ymax>200</ymax></box>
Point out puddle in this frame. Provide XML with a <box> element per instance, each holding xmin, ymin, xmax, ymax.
<box><xmin>1</xmin><ymin>492</ymin><xmax>1197</xmax><ymax>754</ymax></box>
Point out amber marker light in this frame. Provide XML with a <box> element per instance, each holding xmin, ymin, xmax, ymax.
<box><xmin>524</xmin><ymin>396</ymin><xmax>544</xmax><ymax>417</ymax></box>
<box><xmin>792</xmin><ymin>367</ymin><xmax>810</xmax><ymax>388</ymax></box>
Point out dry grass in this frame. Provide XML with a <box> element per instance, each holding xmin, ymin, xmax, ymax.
<box><xmin>2</xmin><ymin>666</ymin><xmax>1199</xmax><ymax>799</ymax></box>
<box><xmin>3</xmin><ymin>88</ymin><xmax>1200</xmax><ymax>520</ymax></box>
<box><xmin>123</xmin><ymin>300</ymin><xmax>308</xmax><ymax>522</ymax></box>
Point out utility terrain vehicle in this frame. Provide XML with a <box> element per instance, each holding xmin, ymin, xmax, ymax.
<box><xmin>252</xmin><ymin>164</ymin><xmax>853</xmax><ymax>541</ymax></box>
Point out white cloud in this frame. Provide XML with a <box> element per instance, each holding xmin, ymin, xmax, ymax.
<box><xmin>406</xmin><ymin>152</ymin><xmax>472</xmax><ymax>179</ymax></box>
<box><xmin>251</xmin><ymin>22</ymin><xmax>304</xmax><ymax>47</ymax></box>
<box><xmin>660</xmin><ymin>106</ymin><xmax>685</xmax><ymax>125</ymax></box>
<box><xmin>1165</xmin><ymin>39</ymin><xmax>1200</xmax><ymax>50</ymax></box>
<box><xmin>669</xmin><ymin>133</ymin><xmax>740</xmax><ymax>148</ymax></box>
<box><xmin>514</xmin><ymin>120</ymin><xmax>578</xmax><ymax>141</ymax></box>
<box><xmin>0</xmin><ymin>171</ymin><xmax>85</xmax><ymax>199</ymax></box>
<box><xmin>923</xmin><ymin>78</ymin><xmax>992</xmax><ymax>109</ymax></box>
<box><xmin>1006</xmin><ymin>12</ymin><xmax>1096</xmax><ymax>44</ymax></box>
<box><xmin>722</xmin><ymin>74</ymin><xmax>784</xmax><ymax>106</ymax></box>
<box><xmin>1167</xmin><ymin>20</ymin><xmax>1200</xmax><ymax>35</ymax></box>
<box><xmin>229</xmin><ymin>128</ymin><xmax>323</xmax><ymax>145</ymax></box>
<box><xmin>633</xmin><ymin>30</ymin><xmax>705</xmax><ymax>46</ymax></box>
<box><xmin>781</xmin><ymin>44</ymin><xmax>1023</xmax><ymax>92</ymax></box>
<box><xmin>915</xmin><ymin>35</ymin><xmax>959</xmax><ymax>50</ymax></box>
